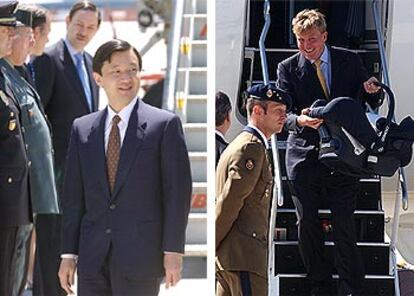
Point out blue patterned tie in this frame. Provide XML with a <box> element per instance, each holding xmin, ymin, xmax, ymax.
<box><xmin>75</xmin><ymin>53</ymin><xmax>93</xmax><ymax>111</ymax></box>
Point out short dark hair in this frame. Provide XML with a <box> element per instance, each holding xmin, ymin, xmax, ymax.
<box><xmin>215</xmin><ymin>91</ymin><xmax>232</xmax><ymax>126</ymax></box>
<box><xmin>69</xmin><ymin>1</ymin><xmax>101</xmax><ymax>27</ymax></box>
<box><xmin>17</xmin><ymin>4</ymin><xmax>48</xmax><ymax>30</ymax></box>
<box><xmin>93</xmin><ymin>39</ymin><xmax>142</xmax><ymax>75</ymax></box>
<box><xmin>246</xmin><ymin>98</ymin><xmax>268</xmax><ymax>117</ymax></box>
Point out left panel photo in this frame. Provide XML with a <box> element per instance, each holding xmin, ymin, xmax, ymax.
<box><xmin>0</xmin><ymin>0</ymin><xmax>208</xmax><ymax>295</ymax></box>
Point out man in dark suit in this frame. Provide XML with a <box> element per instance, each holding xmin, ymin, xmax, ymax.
<box><xmin>215</xmin><ymin>91</ymin><xmax>232</xmax><ymax>167</ymax></box>
<box><xmin>0</xmin><ymin>2</ymin><xmax>32</xmax><ymax>295</ymax></box>
<box><xmin>276</xmin><ymin>9</ymin><xmax>380</xmax><ymax>296</ymax></box>
<box><xmin>58</xmin><ymin>39</ymin><xmax>192</xmax><ymax>296</ymax></box>
<box><xmin>31</xmin><ymin>2</ymin><xmax>100</xmax><ymax>295</ymax></box>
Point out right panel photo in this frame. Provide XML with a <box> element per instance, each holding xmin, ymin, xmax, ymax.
<box><xmin>215</xmin><ymin>1</ymin><xmax>414</xmax><ymax>295</ymax></box>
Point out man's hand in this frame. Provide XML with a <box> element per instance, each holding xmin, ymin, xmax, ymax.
<box><xmin>58</xmin><ymin>258</ymin><xmax>76</xmax><ymax>295</ymax></box>
<box><xmin>364</xmin><ymin>76</ymin><xmax>381</xmax><ymax>94</ymax></box>
<box><xmin>164</xmin><ymin>253</ymin><xmax>183</xmax><ymax>289</ymax></box>
<box><xmin>297</xmin><ymin>114</ymin><xmax>324</xmax><ymax>129</ymax></box>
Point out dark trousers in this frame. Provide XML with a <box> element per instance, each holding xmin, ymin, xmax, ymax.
<box><xmin>290</xmin><ymin>162</ymin><xmax>365</xmax><ymax>296</ymax></box>
<box><xmin>33</xmin><ymin>214</ymin><xmax>66</xmax><ymax>296</ymax></box>
<box><xmin>13</xmin><ymin>224</ymin><xmax>33</xmax><ymax>296</ymax></box>
<box><xmin>78</xmin><ymin>245</ymin><xmax>161</xmax><ymax>296</ymax></box>
<box><xmin>216</xmin><ymin>270</ymin><xmax>267</xmax><ymax>296</ymax></box>
<box><xmin>0</xmin><ymin>225</ymin><xmax>31</xmax><ymax>296</ymax></box>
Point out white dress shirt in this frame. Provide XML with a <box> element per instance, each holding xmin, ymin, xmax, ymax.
<box><xmin>104</xmin><ymin>97</ymin><xmax>138</xmax><ymax>153</ymax></box>
<box><xmin>215</xmin><ymin>130</ymin><xmax>228</xmax><ymax>144</ymax></box>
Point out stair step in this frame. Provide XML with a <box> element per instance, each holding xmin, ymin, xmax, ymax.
<box><xmin>186</xmin><ymin>213</ymin><xmax>206</xmax><ymax>244</ymax></box>
<box><xmin>177</xmin><ymin>69</ymin><xmax>207</xmax><ymax>95</ymax></box>
<box><xmin>277</xmin><ymin>177</ymin><xmax>381</xmax><ymax>211</ymax></box>
<box><xmin>184</xmin><ymin>123</ymin><xmax>207</xmax><ymax>152</ymax></box>
<box><xmin>185</xmin><ymin>244</ymin><xmax>207</xmax><ymax>257</ymax></box>
<box><xmin>183</xmin><ymin>13</ymin><xmax>207</xmax><ymax>18</ymax></box>
<box><xmin>186</xmin><ymin>95</ymin><xmax>207</xmax><ymax>123</ymax></box>
<box><xmin>276</xmin><ymin>210</ymin><xmax>385</xmax><ymax>242</ymax></box>
<box><xmin>274</xmin><ymin>242</ymin><xmax>390</xmax><ymax>275</ymax></box>
<box><xmin>189</xmin><ymin>152</ymin><xmax>207</xmax><ymax>183</ymax></box>
<box><xmin>191</xmin><ymin>182</ymin><xmax>207</xmax><ymax>212</ymax></box>
<box><xmin>179</xmin><ymin>42</ymin><xmax>207</xmax><ymax>68</ymax></box>
<box><xmin>182</xmin><ymin>256</ymin><xmax>206</xmax><ymax>279</ymax></box>
<box><xmin>276</xmin><ymin>274</ymin><xmax>395</xmax><ymax>296</ymax></box>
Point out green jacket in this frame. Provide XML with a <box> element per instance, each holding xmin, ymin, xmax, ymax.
<box><xmin>1</xmin><ymin>59</ymin><xmax>59</xmax><ymax>214</ymax></box>
<box><xmin>216</xmin><ymin>131</ymin><xmax>273</xmax><ymax>278</ymax></box>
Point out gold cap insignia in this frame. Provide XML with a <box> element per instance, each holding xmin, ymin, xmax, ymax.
<box><xmin>0</xmin><ymin>90</ymin><xmax>9</xmax><ymax>106</ymax></box>
<box><xmin>8</xmin><ymin>119</ymin><xmax>17</xmax><ymax>131</ymax></box>
<box><xmin>266</xmin><ymin>89</ymin><xmax>273</xmax><ymax>98</ymax></box>
<box><xmin>245</xmin><ymin>159</ymin><xmax>255</xmax><ymax>170</ymax></box>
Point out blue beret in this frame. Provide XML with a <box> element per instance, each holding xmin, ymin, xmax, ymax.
<box><xmin>246</xmin><ymin>84</ymin><xmax>292</xmax><ymax>111</ymax></box>
<box><xmin>0</xmin><ymin>1</ymin><xmax>17</xmax><ymax>27</ymax></box>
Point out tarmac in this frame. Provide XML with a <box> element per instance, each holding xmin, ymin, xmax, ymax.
<box><xmin>23</xmin><ymin>278</ymin><xmax>209</xmax><ymax>296</ymax></box>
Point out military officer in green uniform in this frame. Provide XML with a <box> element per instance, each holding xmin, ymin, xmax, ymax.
<box><xmin>0</xmin><ymin>7</ymin><xmax>59</xmax><ymax>295</ymax></box>
<box><xmin>216</xmin><ymin>84</ymin><xmax>291</xmax><ymax>296</ymax></box>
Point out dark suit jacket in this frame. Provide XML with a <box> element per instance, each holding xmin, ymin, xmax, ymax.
<box><xmin>61</xmin><ymin>99</ymin><xmax>192</xmax><ymax>279</ymax></box>
<box><xmin>32</xmin><ymin>39</ymin><xmax>99</xmax><ymax>189</ymax></box>
<box><xmin>0</xmin><ymin>66</ymin><xmax>31</xmax><ymax>226</ymax></box>
<box><xmin>215</xmin><ymin>132</ymin><xmax>228</xmax><ymax>168</ymax></box>
<box><xmin>277</xmin><ymin>46</ymin><xmax>373</xmax><ymax>179</ymax></box>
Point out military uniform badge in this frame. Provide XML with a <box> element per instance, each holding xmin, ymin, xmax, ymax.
<box><xmin>245</xmin><ymin>159</ymin><xmax>255</xmax><ymax>170</ymax></box>
<box><xmin>0</xmin><ymin>90</ymin><xmax>9</xmax><ymax>106</ymax></box>
<box><xmin>8</xmin><ymin>118</ymin><xmax>16</xmax><ymax>131</ymax></box>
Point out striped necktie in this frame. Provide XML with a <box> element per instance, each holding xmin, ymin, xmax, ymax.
<box><xmin>314</xmin><ymin>59</ymin><xmax>329</xmax><ymax>98</ymax></box>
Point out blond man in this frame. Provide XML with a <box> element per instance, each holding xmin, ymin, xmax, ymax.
<box><xmin>276</xmin><ymin>9</ymin><xmax>380</xmax><ymax>296</ymax></box>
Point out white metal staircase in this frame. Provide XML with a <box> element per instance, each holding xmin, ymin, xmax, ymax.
<box><xmin>169</xmin><ymin>0</ymin><xmax>207</xmax><ymax>278</ymax></box>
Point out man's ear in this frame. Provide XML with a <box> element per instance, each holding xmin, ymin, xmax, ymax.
<box><xmin>252</xmin><ymin>104</ymin><xmax>262</xmax><ymax>116</ymax></box>
<box><xmin>33</xmin><ymin>27</ymin><xmax>40</xmax><ymax>39</ymax></box>
<box><xmin>93</xmin><ymin>72</ymin><xmax>102</xmax><ymax>87</ymax></box>
<box><xmin>225</xmin><ymin>112</ymin><xmax>231</xmax><ymax>122</ymax></box>
<box><xmin>65</xmin><ymin>15</ymin><xmax>70</xmax><ymax>27</ymax></box>
<box><xmin>323</xmin><ymin>31</ymin><xmax>328</xmax><ymax>42</ymax></box>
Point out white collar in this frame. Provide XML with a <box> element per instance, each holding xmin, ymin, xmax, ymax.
<box><xmin>64</xmin><ymin>38</ymin><xmax>83</xmax><ymax>63</ymax></box>
<box><xmin>106</xmin><ymin>97</ymin><xmax>138</xmax><ymax>129</ymax></box>
<box><xmin>247</xmin><ymin>123</ymin><xmax>269</xmax><ymax>149</ymax></box>
<box><xmin>311</xmin><ymin>44</ymin><xmax>329</xmax><ymax>64</ymax></box>
<box><xmin>215</xmin><ymin>129</ymin><xmax>226</xmax><ymax>140</ymax></box>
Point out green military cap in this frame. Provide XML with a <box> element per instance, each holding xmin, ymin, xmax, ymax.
<box><xmin>0</xmin><ymin>1</ymin><xmax>18</xmax><ymax>27</ymax></box>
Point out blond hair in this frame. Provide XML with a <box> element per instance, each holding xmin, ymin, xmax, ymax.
<box><xmin>292</xmin><ymin>9</ymin><xmax>327</xmax><ymax>35</ymax></box>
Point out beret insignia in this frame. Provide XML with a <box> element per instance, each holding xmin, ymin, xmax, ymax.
<box><xmin>245</xmin><ymin>159</ymin><xmax>255</xmax><ymax>170</ymax></box>
<box><xmin>266</xmin><ymin>89</ymin><xmax>273</xmax><ymax>98</ymax></box>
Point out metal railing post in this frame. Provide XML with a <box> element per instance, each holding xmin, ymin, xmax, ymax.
<box><xmin>372</xmin><ymin>1</ymin><xmax>407</xmax><ymax>295</ymax></box>
<box><xmin>162</xmin><ymin>0</ymin><xmax>185</xmax><ymax>111</ymax></box>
